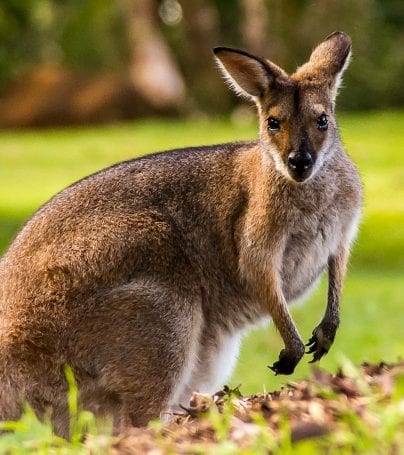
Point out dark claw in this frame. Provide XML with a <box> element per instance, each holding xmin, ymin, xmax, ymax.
<box><xmin>306</xmin><ymin>344</ymin><xmax>316</xmax><ymax>355</ymax></box>
<box><xmin>268</xmin><ymin>347</ymin><xmax>304</xmax><ymax>376</ymax></box>
<box><xmin>309</xmin><ymin>345</ymin><xmax>329</xmax><ymax>363</ymax></box>
<box><xmin>306</xmin><ymin>321</ymin><xmax>337</xmax><ymax>363</ymax></box>
<box><xmin>306</xmin><ymin>335</ymin><xmax>316</xmax><ymax>347</ymax></box>
<box><xmin>269</xmin><ymin>358</ymin><xmax>295</xmax><ymax>376</ymax></box>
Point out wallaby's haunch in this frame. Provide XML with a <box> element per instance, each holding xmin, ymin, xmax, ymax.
<box><xmin>0</xmin><ymin>32</ymin><xmax>361</xmax><ymax>434</ymax></box>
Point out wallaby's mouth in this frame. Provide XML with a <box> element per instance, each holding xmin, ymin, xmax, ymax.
<box><xmin>287</xmin><ymin>151</ymin><xmax>315</xmax><ymax>182</ymax></box>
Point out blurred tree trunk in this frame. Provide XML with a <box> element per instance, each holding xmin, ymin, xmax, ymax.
<box><xmin>180</xmin><ymin>0</ymin><xmax>230</xmax><ymax>113</ymax></box>
<box><xmin>122</xmin><ymin>0</ymin><xmax>185</xmax><ymax>111</ymax></box>
<box><xmin>240</xmin><ymin>0</ymin><xmax>268</xmax><ymax>56</ymax></box>
<box><xmin>264</xmin><ymin>0</ymin><xmax>311</xmax><ymax>71</ymax></box>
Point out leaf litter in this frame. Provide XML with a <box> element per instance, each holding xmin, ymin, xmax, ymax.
<box><xmin>110</xmin><ymin>361</ymin><xmax>404</xmax><ymax>454</ymax></box>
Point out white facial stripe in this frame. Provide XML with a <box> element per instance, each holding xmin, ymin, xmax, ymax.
<box><xmin>312</xmin><ymin>130</ymin><xmax>335</xmax><ymax>174</ymax></box>
<box><xmin>261</xmin><ymin>139</ymin><xmax>292</xmax><ymax>181</ymax></box>
<box><xmin>269</xmin><ymin>144</ymin><xmax>287</xmax><ymax>174</ymax></box>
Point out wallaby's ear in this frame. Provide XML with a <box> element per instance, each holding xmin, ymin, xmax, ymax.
<box><xmin>297</xmin><ymin>32</ymin><xmax>352</xmax><ymax>101</ymax></box>
<box><xmin>213</xmin><ymin>47</ymin><xmax>285</xmax><ymax>100</ymax></box>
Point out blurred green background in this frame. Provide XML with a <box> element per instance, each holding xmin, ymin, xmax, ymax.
<box><xmin>0</xmin><ymin>0</ymin><xmax>403</xmax><ymax>394</ymax></box>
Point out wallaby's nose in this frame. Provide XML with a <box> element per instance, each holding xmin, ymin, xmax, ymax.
<box><xmin>287</xmin><ymin>151</ymin><xmax>313</xmax><ymax>181</ymax></box>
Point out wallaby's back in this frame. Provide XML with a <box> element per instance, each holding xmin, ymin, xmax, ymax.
<box><xmin>0</xmin><ymin>141</ymin><xmax>258</xmax><ymax>433</ymax></box>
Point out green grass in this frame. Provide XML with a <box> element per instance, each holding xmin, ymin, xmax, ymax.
<box><xmin>0</xmin><ymin>111</ymin><xmax>403</xmax><ymax>397</ymax></box>
<box><xmin>0</xmin><ymin>367</ymin><xmax>112</xmax><ymax>454</ymax></box>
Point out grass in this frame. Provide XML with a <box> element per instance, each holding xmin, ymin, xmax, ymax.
<box><xmin>0</xmin><ymin>367</ymin><xmax>112</xmax><ymax>454</ymax></box>
<box><xmin>0</xmin><ymin>112</ymin><xmax>403</xmax><ymax>410</ymax></box>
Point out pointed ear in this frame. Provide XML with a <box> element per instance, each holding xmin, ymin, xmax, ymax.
<box><xmin>213</xmin><ymin>47</ymin><xmax>286</xmax><ymax>100</ymax></box>
<box><xmin>297</xmin><ymin>32</ymin><xmax>352</xmax><ymax>100</ymax></box>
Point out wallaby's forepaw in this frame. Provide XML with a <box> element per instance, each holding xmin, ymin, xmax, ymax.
<box><xmin>306</xmin><ymin>321</ymin><xmax>338</xmax><ymax>363</ymax></box>
<box><xmin>268</xmin><ymin>346</ymin><xmax>304</xmax><ymax>376</ymax></box>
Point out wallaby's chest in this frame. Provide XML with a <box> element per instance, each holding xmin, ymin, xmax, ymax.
<box><xmin>280</xmin><ymin>202</ymin><xmax>342</xmax><ymax>302</ymax></box>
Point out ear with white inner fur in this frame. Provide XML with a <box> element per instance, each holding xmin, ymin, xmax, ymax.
<box><xmin>213</xmin><ymin>47</ymin><xmax>285</xmax><ymax>100</ymax></box>
<box><xmin>297</xmin><ymin>32</ymin><xmax>352</xmax><ymax>101</ymax></box>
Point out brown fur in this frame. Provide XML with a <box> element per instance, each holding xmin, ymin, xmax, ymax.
<box><xmin>0</xmin><ymin>32</ymin><xmax>362</xmax><ymax>435</ymax></box>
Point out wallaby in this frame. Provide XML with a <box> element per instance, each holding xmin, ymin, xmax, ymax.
<box><xmin>0</xmin><ymin>32</ymin><xmax>361</xmax><ymax>435</ymax></box>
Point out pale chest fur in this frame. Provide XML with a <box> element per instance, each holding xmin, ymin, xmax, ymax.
<box><xmin>281</xmin><ymin>205</ymin><xmax>342</xmax><ymax>302</ymax></box>
<box><xmin>279</xmin><ymin>174</ymin><xmax>360</xmax><ymax>303</ymax></box>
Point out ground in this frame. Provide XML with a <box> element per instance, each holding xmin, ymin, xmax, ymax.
<box><xmin>2</xmin><ymin>362</ymin><xmax>403</xmax><ymax>453</ymax></box>
<box><xmin>111</xmin><ymin>362</ymin><xmax>404</xmax><ymax>454</ymax></box>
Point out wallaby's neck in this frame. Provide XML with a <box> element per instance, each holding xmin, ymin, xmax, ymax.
<box><xmin>237</xmin><ymin>141</ymin><xmax>295</xmax><ymax>200</ymax></box>
<box><xmin>235</xmin><ymin>139</ymin><xmax>343</xmax><ymax>215</ymax></box>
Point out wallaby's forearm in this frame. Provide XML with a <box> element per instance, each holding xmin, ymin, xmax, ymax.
<box><xmin>239</xmin><ymin>228</ymin><xmax>305</xmax><ymax>375</ymax></box>
<box><xmin>326</xmin><ymin>247</ymin><xmax>349</xmax><ymax>325</ymax></box>
<box><xmin>263</xmin><ymin>274</ymin><xmax>305</xmax><ymax>375</ymax></box>
<box><xmin>307</xmin><ymin>246</ymin><xmax>349</xmax><ymax>362</ymax></box>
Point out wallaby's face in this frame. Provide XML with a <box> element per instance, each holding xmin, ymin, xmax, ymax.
<box><xmin>214</xmin><ymin>32</ymin><xmax>351</xmax><ymax>182</ymax></box>
<box><xmin>258</xmin><ymin>81</ymin><xmax>340</xmax><ymax>182</ymax></box>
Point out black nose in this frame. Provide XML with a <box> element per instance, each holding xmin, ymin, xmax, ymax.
<box><xmin>287</xmin><ymin>151</ymin><xmax>313</xmax><ymax>180</ymax></box>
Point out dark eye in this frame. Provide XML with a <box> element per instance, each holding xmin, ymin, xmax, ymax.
<box><xmin>316</xmin><ymin>113</ymin><xmax>328</xmax><ymax>131</ymax></box>
<box><xmin>268</xmin><ymin>117</ymin><xmax>280</xmax><ymax>132</ymax></box>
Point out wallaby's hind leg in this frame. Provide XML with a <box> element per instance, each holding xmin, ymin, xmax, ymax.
<box><xmin>73</xmin><ymin>277</ymin><xmax>203</xmax><ymax>430</ymax></box>
<box><xmin>0</xmin><ymin>353</ymin><xmax>75</xmax><ymax>439</ymax></box>
<box><xmin>174</xmin><ymin>327</ymin><xmax>244</xmax><ymax>409</ymax></box>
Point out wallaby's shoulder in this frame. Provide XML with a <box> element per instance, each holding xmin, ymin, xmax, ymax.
<box><xmin>328</xmin><ymin>146</ymin><xmax>362</xmax><ymax>206</ymax></box>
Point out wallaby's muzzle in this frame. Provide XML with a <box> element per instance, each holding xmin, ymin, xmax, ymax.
<box><xmin>287</xmin><ymin>151</ymin><xmax>314</xmax><ymax>182</ymax></box>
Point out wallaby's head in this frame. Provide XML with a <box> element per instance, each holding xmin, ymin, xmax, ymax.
<box><xmin>214</xmin><ymin>32</ymin><xmax>351</xmax><ymax>183</ymax></box>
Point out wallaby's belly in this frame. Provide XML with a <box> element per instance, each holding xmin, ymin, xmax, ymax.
<box><xmin>281</xmin><ymin>213</ymin><xmax>342</xmax><ymax>302</ymax></box>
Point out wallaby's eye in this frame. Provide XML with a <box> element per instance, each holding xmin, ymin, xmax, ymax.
<box><xmin>268</xmin><ymin>117</ymin><xmax>280</xmax><ymax>132</ymax></box>
<box><xmin>316</xmin><ymin>113</ymin><xmax>328</xmax><ymax>131</ymax></box>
